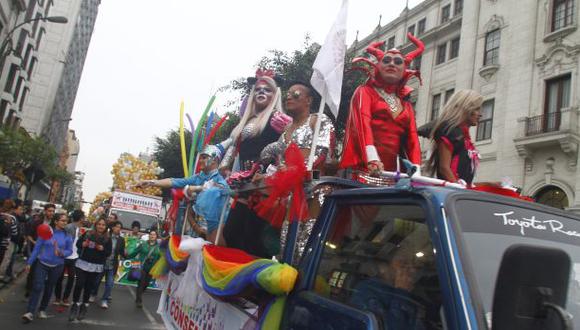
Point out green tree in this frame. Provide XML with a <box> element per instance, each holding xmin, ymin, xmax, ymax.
<box><xmin>221</xmin><ymin>35</ymin><xmax>367</xmax><ymax>143</ymax></box>
<box><xmin>0</xmin><ymin>128</ymin><xmax>59</xmax><ymax>194</ymax></box>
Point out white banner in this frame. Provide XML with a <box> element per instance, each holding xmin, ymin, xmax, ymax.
<box><xmin>158</xmin><ymin>253</ymin><xmax>254</xmax><ymax>330</ymax></box>
<box><xmin>111</xmin><ymin>190</ymin><xmax>163</xmax><ymax>217</ymax></box>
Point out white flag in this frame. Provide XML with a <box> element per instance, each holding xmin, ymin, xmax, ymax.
<box><xmin>310</xmin><ymin>0</ymin><xmax>349</xmax><ymax>118</ymax></box>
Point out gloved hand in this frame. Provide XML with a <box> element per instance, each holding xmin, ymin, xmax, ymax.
<box><xmin>270</xmin><ymin>111</ymin><xmax>292</xmax><ymax>134</ymax></box>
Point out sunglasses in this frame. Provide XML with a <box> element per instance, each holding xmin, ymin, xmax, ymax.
<box><xmin>382</xmin><ymin>56</ymin><xmax>404</xmax><ymax>65</ymax></box>
<box><xmin>288</xmin><ymin>90</ymin><xmax>302</xmax><ymax>99</ymax></box>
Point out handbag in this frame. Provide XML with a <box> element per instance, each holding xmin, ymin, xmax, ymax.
<box><xmin>127</xmin><ymin>244</ymin><xmax>156</xmax><ymax>282</ymax></box>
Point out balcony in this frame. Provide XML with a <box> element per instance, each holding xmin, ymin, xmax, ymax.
<box><xmin>513</xmin><ymin>107</ymin><xmax>580</xmax><ymax>165</ymax></box>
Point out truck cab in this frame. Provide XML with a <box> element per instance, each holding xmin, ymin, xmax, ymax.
<box><xmin>280</xmin><ymin>182</ymin><xmax>580</xmax><ymax>329</ymax></box>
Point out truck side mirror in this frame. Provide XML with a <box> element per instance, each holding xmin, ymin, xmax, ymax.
<box><xmin>492</xmin><ymin>244</ymin><xmax>573</xmax><ymax>330</ymax></box>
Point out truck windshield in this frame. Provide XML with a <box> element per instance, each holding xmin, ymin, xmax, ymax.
<box><xmin>454</xmin><ymin>199</ymin><xmax>580</xmax><ymax>326</ymax></box>
<box><xmin>112</xmin><ymin>209</ymin><xmax>159</xmax><ymax>232</ymax></box>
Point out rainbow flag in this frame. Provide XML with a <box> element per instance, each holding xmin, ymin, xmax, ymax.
<box><xmin>201</xmin><ymin>245</ymin><xmax>298</xmax><ymax>329</ymax></box>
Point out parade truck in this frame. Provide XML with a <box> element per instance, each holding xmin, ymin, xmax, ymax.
<box><xmin>158</xmin><ymin>175</ymin><xmax>580</xmax><ymax>330</ymax></box>
<box><xmin>109</xmin><ymin>190</ymin><xmax>164</xmax><ymax>289</ymax></box>
<box><xmin>109</xmin><ymin>190</ymin><xmax>163</xmax><ymax>232</ymax></box>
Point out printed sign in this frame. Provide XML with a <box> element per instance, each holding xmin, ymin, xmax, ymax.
<box><xmin>158</xmin><ymin>264</ymin><xmax>254</xmax><ymax>330</ymax></box>
<box><xmin>455</xmin><ymin>199</ymin><xmax>580</xmax><ymax>246</ymax></box>
<box><xmin>111</xmin><ymin>191</ymin><xmax>163</xmax><ymax>217</ymax></box>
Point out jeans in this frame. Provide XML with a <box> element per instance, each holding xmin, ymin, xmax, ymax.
<box><xmin>135</xmin><ymin>270</ymin><xmax>152</xmax><ymax>303</ymax></box>
<box><xmin>99</xmin><ymin>268</ymin><xmax>115</xmax><ymax>303</ymax></box>
<box><xmin>72</xmin><ymin>267</ymin><xmax>100</xmax><ymax>304</ymax></box>
<box><xmin>54</xmin><ymin>258</ymin><xmax>77</xmax><ymax>301</ymax></box>
<box><xmin>26</xmin><ymin>263</ymin><xmax>64</xmax><ymax>313</ymax></box>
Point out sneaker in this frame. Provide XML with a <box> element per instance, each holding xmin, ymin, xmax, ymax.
<box><xmin>78</xmin><ymin>303</ymin><xmax>88</xmax><ymax>321</ymax></box>
<box><xmin>88</xmin><ymin>295</ymin><xmax>95</xmax><ymax>303</ymax></box>
<box><xmin>21</xmin><ymin>312</ymin><xmax>33</xmax><ymax>323</ymax></box>
<box><xmin>100</xmin><ymin>301</ymin><xmax>108</xmax><ymax>309</ymax></box>
<box><xmin>52</xmin><ymin>300</ymin><xmax>61</xmax><ymax>306</ymax></box>
<box><xmin>38</xmin><ymin>311</ymin><xmax>52</xmax><ymax>319</ymax></box>
<box><xmin>68</xmin><ymin>304</ymin><xmax>79</xmax><ymax>322</ymax></box>
<box><xmin>61</xmin><ymin>299</ymin><xmax>71</xmax><ymax>307</ymax></box>
<box><xmin>136</xmin><ymin>300</ymin><xmax>143</xmax><ymax>308</ymax></box>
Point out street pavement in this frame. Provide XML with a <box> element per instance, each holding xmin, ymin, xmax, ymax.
<box><xmin>0</xmin><ymin>274</ymin><xmax>165</xmax><ymax>329</ymax></box>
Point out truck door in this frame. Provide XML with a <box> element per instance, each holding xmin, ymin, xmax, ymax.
<box><xmin>282</xmin><ymin>198</ymin><xmax>447</xmax><ymax>330</ymax></box>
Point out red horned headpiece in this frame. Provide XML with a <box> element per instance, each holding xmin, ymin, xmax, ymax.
<box><xmin>352</xmin><ymin>33</ymin><xmax>425</xmax><ymax>87</ymax></box>
<box><xmin>256</xmin><ymin>69</ymin><xmax>275</xmax><ymax>79</ymax></box>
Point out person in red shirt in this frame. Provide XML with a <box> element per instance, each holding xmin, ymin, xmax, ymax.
<box><xmin>340</xmin><ymin>33</ymin><xmax>424</xmax><ymax>175</ymax></box>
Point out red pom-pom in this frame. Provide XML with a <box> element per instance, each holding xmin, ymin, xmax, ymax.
<box><xmin>37</xmin><ymin>223</ymin><xmax>53</xmax><ymax>240</ymax></box>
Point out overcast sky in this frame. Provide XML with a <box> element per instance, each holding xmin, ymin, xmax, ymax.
<box><xmin>72</xmin><ymin>0</ymin><xmax>422</xmax><ymax>205</ymax></box>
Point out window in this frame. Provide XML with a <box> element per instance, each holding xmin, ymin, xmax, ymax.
<box><xmin>444</xmin><ymin>89</ymin><xmax>455</xmax><ymax>104</ymax></box>
<box><xmin>431</xmin><ymin>94</ymin><xmax>441</xmax><ymax>120</ymax></box>
<box><xmin>412</xmin><ymin>55</ymin><xmax>422</xmax><ymax>71</ymax></box>
<box><xmin>441</xmin><ymin>4</ymin><xmax>451</xmax><ymax>23</ymax></box>
<box><xmin>23</xmin><ymin>44</ymin><xmax>33</xmax><ymax>71</ymax></box>
<box><xmin>19</xmin><ymin>88</ymin><xmax>29</xmax><ymax>111</ymax></box>
<box><xmin>454</xmin><ymin>0</ymin><xmax>463</xmax><ymax>16</ymax></box>
<box><xmin>28</xmin><ymin>57</ymin><xmax>37</xmax><ymax>77</ymax></box>
<box><xmin>484</xmin><ymin>29</ymin><xmax>500</xmax><ymax>66</ymax></box>
<box><xmin>32</xmin><ymin>13</ymin><xmax>42</xmax><ymax>38</ymax></box>
<box><xmin>552</xmin><ymin>0</ymin><xmax>574</xmax><ymax>31</ymax></box>
<box><xmin>37</xmin><ymin>27</ymin><xmax>46</xmax><ymax>49</ymax></box>
<box><xmin>5</xmin><ymin>110</ymin><xmax>15</xmax><ymax>127</ymax></box>
<box><xmin>544</xmin><ymin>74</ymin><xmax>571</xmax><ymax>132</ymax></box>
<box><xmin>14</xmin><ymin>77</ymin><xmax>24</xmax><ymax>101</ymax></box>
<box><xmin>436</xmin><ymin>44</ymin><xmax>447</xmax><ymax>64</ymax></box>
<box><xmin>4</xmin><ymin>64</ymin><xmax>19</xmax><ymax>93</ymax></box>
<box><xmin>476</xmin><ymin>99</ymin><xmax>494</xmax><ymax>141</ymax></box>
<box><xmin>417</xmin><ymin>18</ymin><xmax>426</xmax><ymax>35</ymax></box>
<box><xmin>315</xmin><ymin>203</ymin><xmax>443</xmax><ymax>330</ymax></box>
<box><xmin>0</xmin><ymin>100</ymin><xmax>9</xmax><ymax>124</ymax></box>
<box><xmin>535</xmin><ymin>185</ymin><xmax>569</xmax><ymax>209</ymax></box>
<box><xmin>387</xmin><ymin>36</ymin><xmax>395</xmax><ymax>49</ymax></box>
<box><xmin>450</xmin><ymin>37</ymin><xmax>460</xmax><ymax>59</ymax></box>
<box><xmin>407</xmin><ymin>24</ymin><xmax>415</xmax><ymax>36</ymax></box>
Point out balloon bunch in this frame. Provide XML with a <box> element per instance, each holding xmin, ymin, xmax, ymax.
<box><xmin>88</xmin><ymin>191</ymin><xmax>112</xmax><ymax>222</ymax></box>
<box><xmin>110</xmin><ymin>153</ymin><xmax>164</xmax><ymax>196</ymax></box>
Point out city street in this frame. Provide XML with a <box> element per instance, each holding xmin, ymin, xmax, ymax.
<box><xmin>0</xmin><ymin>275</ymin><xmax>164</xmax><ymax>329</ymax></box>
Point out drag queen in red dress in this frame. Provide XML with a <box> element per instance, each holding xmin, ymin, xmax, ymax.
<box><xmin>340</xmin><ymin>33</ymin><xmax>425</xmax><ymax>174</ymax></box>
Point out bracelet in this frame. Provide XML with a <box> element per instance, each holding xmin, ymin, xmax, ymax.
<box><xmin>183</xmin><ymin>185</ymin><xmax>194</xmax><ymax>199</ymax></box>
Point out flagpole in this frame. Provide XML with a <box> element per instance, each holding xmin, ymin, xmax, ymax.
<box><xmin>306</xmin><ymin>94</ymin><xmax>326</xmax><ymax>171</ymax></box>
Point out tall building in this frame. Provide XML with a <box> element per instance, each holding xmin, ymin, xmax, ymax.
<box><xmin>352</xmin><ymin>0</ymin><xmax>579</xmax><ymax>212</ymax></box>
<box><xmin>40</xmin><ymin>0</ymin><xmax>99</xmax><ymax>154</ymax></box>
<box><xmin>0</xmin><ymin>0</ymin><xmax>59</xmax><ymax>129</ymax></box>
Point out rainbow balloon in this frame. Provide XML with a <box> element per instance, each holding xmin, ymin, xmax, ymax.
<box><xmin>178</xmin><ymin>101</ymin><xmax>189</xmax><ymax>177</ymax></box>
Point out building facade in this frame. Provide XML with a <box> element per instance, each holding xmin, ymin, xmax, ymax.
<box><xmin>352</xmin><ymin>0</ymin><xmax>579</xmax><ymax>212</ymax></box>
<box><xmin>0</xmin><ymin>0</ymin><xmax>58</xmax><ymax>129</ymax></box>
<box><xmin>39</xmin><ymin>0</ymin><xmax>99</xmax><ymax>154</ymax></box>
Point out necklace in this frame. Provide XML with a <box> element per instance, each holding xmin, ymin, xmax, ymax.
<box><xmin>375</xmin><ymin>88</ymin><xmax>400</xmax><ymax>113</ymax></box>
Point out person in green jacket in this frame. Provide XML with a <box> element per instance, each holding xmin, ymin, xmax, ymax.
<box><xmin>127</xmin><ymin>229</ymin><xmax>160</xmax><ymax>308</ymax></box>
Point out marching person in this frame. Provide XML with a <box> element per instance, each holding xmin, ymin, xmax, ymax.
<box><xmin>340</xmin><ymin>33</ymin><xmax>424</xmax><ymax>175</ymax></box>
<box><xmin>24</xmin><ymin>203</ymin><xmax>56</xmax><ymax>298</ymax></box>
<box><xmin>69</xmin><ymin>216</ymin><xmax>112</xmax><ymax>321</ymax></box>
<box><xmin>126</xmin><ymin>229</ymin><xmax>160</xmax><ymax>308</ymax></box>
<box><xmin>54</xmin><ymin>210</ymin><xmax>85</xmax><ymax>306</ymax></box>
<box><xmin>0</xmin><ymin>199</ymin><xmax>21</xmax><ymax>282</ymax></box>
<box><xmin>96</xmin><ymin>220</ymin><xmax>125</xmax><ymax>309</ymax></box>
<box><xmin>21</xmin><ymin>213</ymin><xmax>72</xmax><ymax>323</ymax></box>
<box><xmin>426</xmin><ymin>90</ymin><xmax>483</xmax><ymax>185</ymax></box>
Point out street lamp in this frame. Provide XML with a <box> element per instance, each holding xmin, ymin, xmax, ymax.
<box><xmin>0</xmin><ymin>15</ymin><xmax>68</xmax><ymax>62</ymax></box>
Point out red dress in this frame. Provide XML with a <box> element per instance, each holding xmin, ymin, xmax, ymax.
<box><xmin>339</xmin><ymin>81</ymin><xmax>421</xmax><ymax>171</ymax></box>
